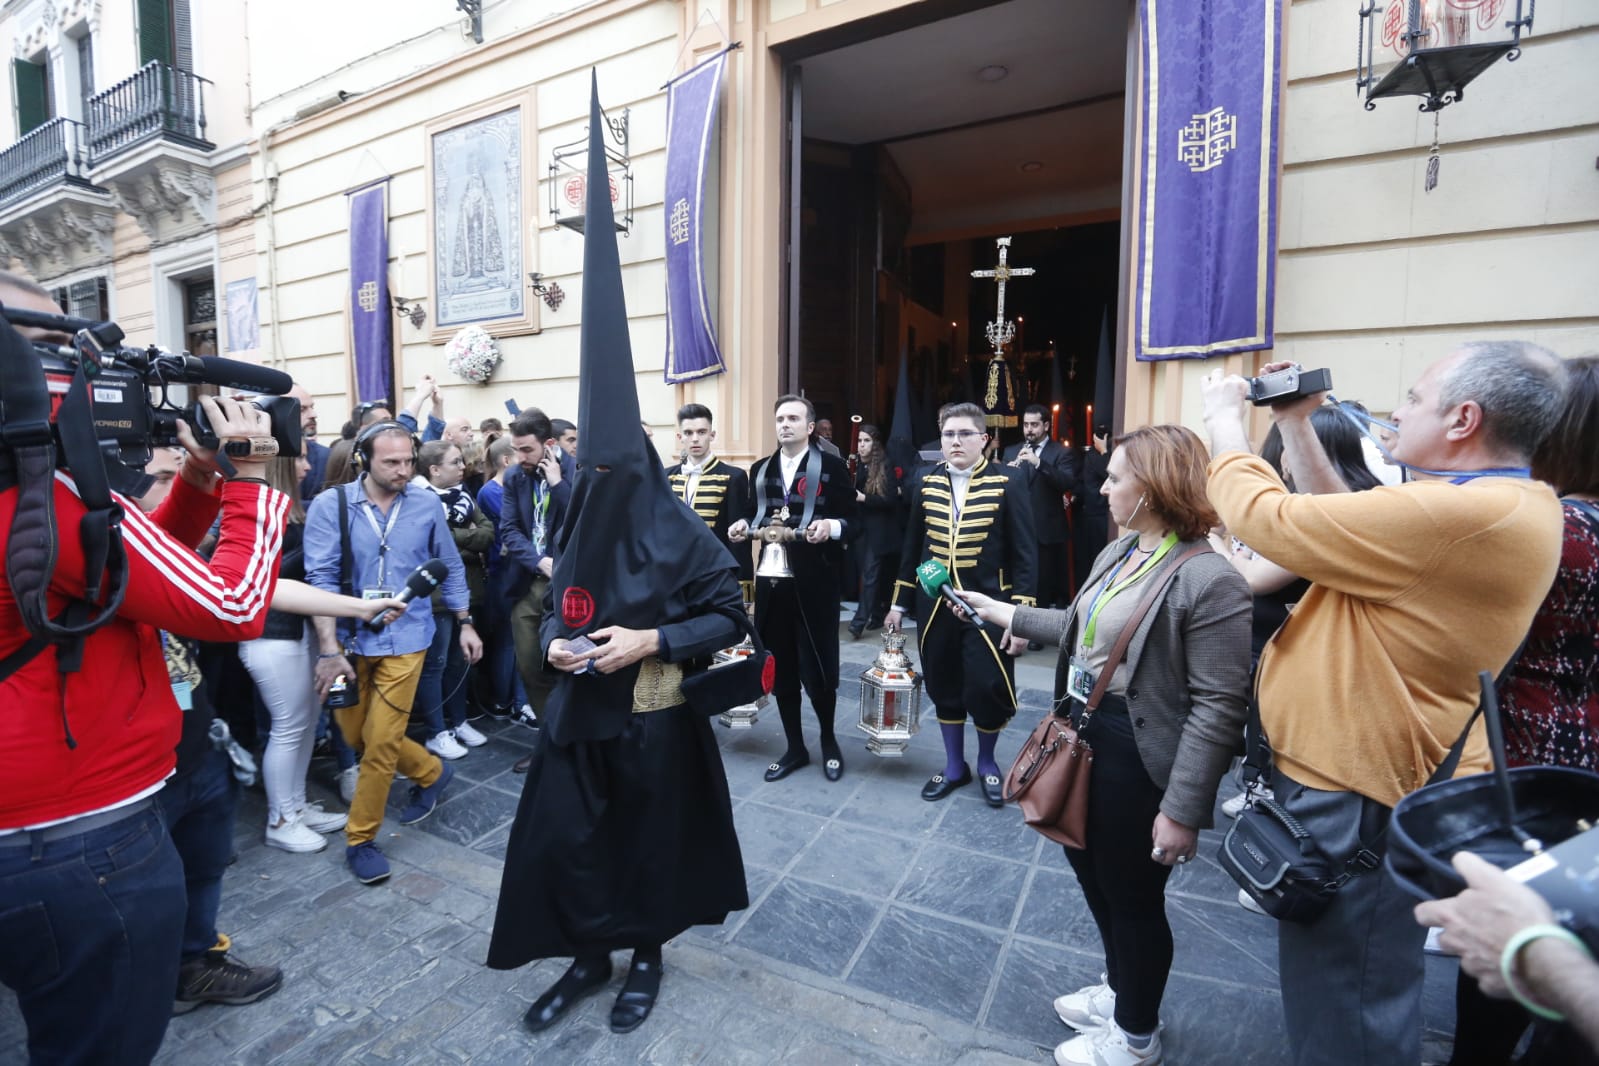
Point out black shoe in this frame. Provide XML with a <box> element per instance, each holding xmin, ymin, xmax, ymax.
<box><xmin>764</xmin><ymin>751</ymin><xmax>810</xmax><ymax>782</ymax></box>
<box><xmin>487</xmin><ymin>703</ymin><xmax>512</xmax><ymax>720</ymax></box>
<box><xmin>609</xmin><ymin>957</ymin><xmax>662</xmax><ymax>1034</ymax></box>
<box><xmin>821</xmin><ymin>746</ymin><xmax>844</xmax><ymax>782</ymax></box>
<box><xmin>865</xmin><ymin>621</ymin><xmax>882</xmax><ymax>632</ymax></box>
<box><xmin>173</xmin><ymin>949</ymin><xmax>283</xmax><ymax>1014</ymax></box>
<box><xmin>524</xmin><ymin>956</ymin><xmax>613</xmax><ymax>1034</ymax></box>
<box><xmin>980</xmin><ymin>771</ymin><xmax>1005</xmax><ymax>808</ymax></box>
<box><xmin>920</xmin><ymin>765</ymin><xmax>972</xmax><ymax>801</ymax></box>
<box><xmin>513</xmin><ymin>752</ymin><xmax>534</xmax><ymax>774</ymax></box>
<box><xmin>848</xmin><ymin>626</ymin><xmax>864</xmax><ymax>640</ymax></box>
<box><xmin>1028</xmin><ymin>642</ymin><xmax>1043</xmax><ymax>652</ymax></box>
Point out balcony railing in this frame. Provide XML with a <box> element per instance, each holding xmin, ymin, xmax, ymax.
<box><xmin>87</xmin><ymin>61</ymin><xmax>213</xmax><ymax>166</ymax></box>
<box><xmin>0</xmin><ymin>117</ymin><xmax>97</xmax><ymax>208</ymax></box>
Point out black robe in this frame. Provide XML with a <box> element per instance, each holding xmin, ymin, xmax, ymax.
<box><xmin>486</xmin><ymin>567</ymin><xmax>748</xmax><ymax>965</ymax></box>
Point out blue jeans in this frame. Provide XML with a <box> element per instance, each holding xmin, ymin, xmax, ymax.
<box><xmin>485</xmin><ymin>579</ymin><xmax>527</xmax><ymax>709</ymax></box>
<box><xmin>155</xmin><ymin>746</ymin><xmax>240</xmax><ymax>961</ymax></box>
<box><xmin>0</xmin><ymin>804</ymin><xmax>186</xmax><ymax>1065</ymax></box>
<box><xmin>417</xmin><ymin>615</ymin><xmax>467</xmax><ymax>735</ymax></box>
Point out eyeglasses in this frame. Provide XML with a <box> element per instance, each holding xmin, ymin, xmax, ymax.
<box><xmin>940</xmin><ymin>430</ymin><xmax>983</xmax><ymax>441</ymax></box>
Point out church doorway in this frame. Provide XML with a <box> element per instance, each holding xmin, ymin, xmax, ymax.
<box><xmin>776</xmin><ymin>0</ymin><xmax>1132</xmax><ymax>454</ymax></box>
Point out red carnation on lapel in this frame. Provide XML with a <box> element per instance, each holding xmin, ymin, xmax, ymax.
<box><xmin>760</xmin><ymin>652</ymin><xmax>776</xmax><ymax>694</ymax></box>
<box><xmin>562</xmin><ymin>587</ymin><xmax>595</xmax><ymax>628</ymax></box>
<box><xmin>793</xmin><ymin>476</ymin><xmax>808</xmax><ymax>500</ymax></box>
<box><xmin>894</xmin><ymin>466</ymin><xmax>903</xmax><ymax>479</ymax></box>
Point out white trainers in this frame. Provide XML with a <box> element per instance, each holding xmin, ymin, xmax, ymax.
<box><xmin>1221</xmin><ymin>780</ymin><xmax>1267</xmax><ymax>819</ymax></box>
<box><xmin>296</xmin><ymin>801</ymin><xmax>347</xmax><ymax>834</ymax></box>
<box><xmin>452</xmin><ymin>721</ymin><xmax>488</xmax><ymax>747</ymax></box>
<box><xmin>337</xmin><ymin>766</ymin><xmax>360</xmax><ymax>805</ymax></box>
<box><xmin>1054</xmin><ymin>1024</ymin><xmax>1163</xmax><ymax>1066</ymax></box>
<box><xmin>511</xmin><ymin>703</ymin><xmax>540</xmax><ymax>729</ymax></box>
<box><xmin>1054</xmin><ymin>975</ymin><xmax>1116</xmax><ymax>1031</ymax></box>
<box><xmin>426</xmin><ymin>730</ymin><xmax>469</xmax><ymax>760</ymax></box>
<box><xmin>265</xmin><ymin>815</ymin><xmax>327</xmax><ymax>853</ymax></box>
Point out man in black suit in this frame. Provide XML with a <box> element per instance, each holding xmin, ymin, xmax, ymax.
<box><xmin>1003</xmin><ymin>403</ymin><xmax>1079</xmax><ymax>611</ymax></box>
<box><xmin>730</xmin><ymin>395</ymin><xmax>858</xmax><ymax>784</ymax></box>
<box><xmin>500</xmin><ymin>408</ymin><xmax>576</xmax><ymax>773</ymax></box>
<box><xmin>666</xmin><ymin>403</ymin><xmax>751</xmax><ymax>582</ymax></box>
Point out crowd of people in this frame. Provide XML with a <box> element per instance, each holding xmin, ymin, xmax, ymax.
<box><xmin>3</xmin><ymin>242</ymin><xmax>1595</xmax><ymax>1066</ymax></box>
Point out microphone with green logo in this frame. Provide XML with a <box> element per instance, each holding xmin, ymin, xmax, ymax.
<box><xmin>916</xmin><ymin>559</ymin><xmax>983</xmax><ymax>627</ymax></box>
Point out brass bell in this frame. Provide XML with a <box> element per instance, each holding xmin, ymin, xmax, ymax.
<box><xmin>755</xmin><ymin>539</ymin><xmax>793</xmax><ymax>579</ymax></box>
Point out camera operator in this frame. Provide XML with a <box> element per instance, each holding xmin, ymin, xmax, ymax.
<box><xmin>0</xmin><ymin>275</ymin><xmax>290</xmax><ymax>1066</ymax></box>
<box><xmin>1199</xmin><ymin>345</ymin><xmax>1570</xmax><ymax>1066</ymax></box>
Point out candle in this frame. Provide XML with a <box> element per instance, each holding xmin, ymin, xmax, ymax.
<box><xmin>1085</xmin><ymin>404</ymin><xmax>1093</xmax><ymax>443</ymax></box>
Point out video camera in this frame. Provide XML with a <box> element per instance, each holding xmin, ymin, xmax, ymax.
<box><xmin>0</xmin><ymin>302</ymin><xmax>301</xmax><ymax>476</ymax></box>
<box><xmin>1246</xmin><ymin>366</ymin><xmax>1334</xmax><ymax>407</ymax></box>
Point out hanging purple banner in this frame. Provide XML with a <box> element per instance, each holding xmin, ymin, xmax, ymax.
<box><xmin>662</xmin><ymin>47</ymin><xmax>732</xmax><ymax>383</ymax></box>
<box><xmin>348</xmin><ymin>180</ymin><xmax>393</xmax><ymax>403</ymax></box>
<box><xmin>1133</xmin><ymin>0</ymin><xmax>1283</xmax><ymax>361</ymax></box>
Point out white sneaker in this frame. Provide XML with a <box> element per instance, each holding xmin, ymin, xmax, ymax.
<box><xmin>1054</xmin><ymin>975</ymin><xmax>1116</xmax><ymax>1031</ymax></box>
<box><xmin>1237</xmin><ymin>887</ymin><xmax>1268</xmax><ymax>916</ymax></box>
<box><xmin>1221</xmin><ymin>780</ymin><xmax>1267</xmax><ymax>819</ymax></box>
<box><xmin>265</xmin><ymin>815</ymin><xmax>327</xmax><ymax>853</ymax></box>
<box><xmin>512</xmin><ymin>703</ymin><xmax>540</xmax><ymax>729</ymax></box>
<box><xmin>337</xmin><ymin>766</ymin><xmax>360</xmax><ymax>805</ymax></box>
<box><xmin>452</xmin><ymin>721</ymin><xmax>488</xmax><ymax>747</ymax></box>
<box><xmin>296</xmin><ymin>801</ymin><xmax>348</xmax><ymax>834</ymax></box>
<box><xmin>1055</xmin><ymin>1024</ymin><xmax>1163</xmax><ymax>1066</ymax></box>
<box><xmin>426</xmin><ymin>730</ymin><xmax>469</xmax><ymax>760</ymax></box>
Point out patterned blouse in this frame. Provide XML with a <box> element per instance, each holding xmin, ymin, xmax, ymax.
<box><xmin>1498</xmin><ymin>500</ymin><xmax>1599</xmax><ymax>770</ymax></box>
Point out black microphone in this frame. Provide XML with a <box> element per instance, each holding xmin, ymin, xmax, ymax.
<box><xmin>366</xmin><ymin>559</ymin><xmax>449</xmax><ymax>632</ymax></box>
<box><xmin>188</xmin><ymin>356</ymin><xmax>293</xmax><ymax>395</ymax></box>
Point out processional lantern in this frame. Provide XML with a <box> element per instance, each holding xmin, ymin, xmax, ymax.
<box><xmin>712</xmin><ymin>585</ymin><xmax>765</xmax><ymax>729</ymax></box>
<box><xmin>1356</xmin><ymin>1</ymin><xmax>1534</xmax><ymax>113</ymax></box>
<box><xmin>857</xmin><ymin>632</ymin><xmax>924</xmax><ymax>757</ymax></box>
<box><xmin>549</xmin><ymin>105</ymin><xmax>634</xmax><ymax>235</ymax></box>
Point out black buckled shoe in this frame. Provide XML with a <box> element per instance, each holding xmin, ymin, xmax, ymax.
<box><xmin>764</xmin><ymin>751</ymin><xmax>810</xmax><ymax>782</ymax></box>
<box><xmin>920</xmin><ymin>764</ymin><xmax>972</xmax><ymax>801</ymax></box>
<box><xmin>980</xmin><ymin>771</ymin><xmax>1005</xmax><ymax>808</ymax></box>
<box><xmin>822</xmin><ymin>753</ymin><xmax>844</xmax><ymax>782</ymax></box>
<box><xmin>609</xmin><ymin>958</ymin><xmax>663</xmax><ymax>1034</ymax></box>
<box><xmin>523</xmin><ymin>956</ymin><xmax>613</xmax><ymax>1034</ymax></box>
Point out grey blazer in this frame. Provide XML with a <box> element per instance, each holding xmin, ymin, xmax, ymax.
<box><xmin>1011</xmin><ymin>533</ymin><xmax>1252</xmax><ymax>829</ymax></box>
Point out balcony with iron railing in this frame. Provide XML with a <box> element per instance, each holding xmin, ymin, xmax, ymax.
<box><xmin>87</xmin><ymin>61</ymin><xmax>214</xmax><ymax>165</ymax></box>
<box><xmin>0</xmin><ymin>117</ymin><xmax>99</xmax><ymax>209</ymax></box>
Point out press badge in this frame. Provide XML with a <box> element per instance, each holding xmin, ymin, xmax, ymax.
<box><xmin>1065</xmin><ymin>656</ymin><xmax>1095</xmax><ymax>703</ymax></box>
<box><xmin>362</xmin><ymin>587</ymin><xmax>394</xmax><ymax>601</ymax></box>
<box><xmin>170</xmin><ymin>679</ymin><xmax>193</xmax><ymax>711</ymax></box>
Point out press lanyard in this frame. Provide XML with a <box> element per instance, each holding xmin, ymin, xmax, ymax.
<box><xmin>532</xmin><ymin>479</ymin><xmax>551</xmax><ymax>554</ymax></box>
<box><xmin>1080</xmin><ymin>533</ymin><xmax>1177</xmax><ymax>647</ymax></box>
<box><xmin>358</xmin><ymin>487</ymin><xmax>404</xmax><ymax>589</ymax></box>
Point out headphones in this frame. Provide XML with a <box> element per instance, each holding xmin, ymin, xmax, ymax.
<box><xmin>352</xmin><ymin>420</ymin><xmax>418</xmax><ymax>471</ymax></box>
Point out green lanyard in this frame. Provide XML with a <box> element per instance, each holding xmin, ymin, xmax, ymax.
<box><xmin>1080</xmin><ymin>532</ymin><xmax>1178</xmax><ymax>647</ymax></box>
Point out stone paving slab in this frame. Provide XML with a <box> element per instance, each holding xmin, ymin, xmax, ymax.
<box><xmin>1</xmin><ymin>619</ymin><xmax>1463</xmax><ymax>1064</ymax></box>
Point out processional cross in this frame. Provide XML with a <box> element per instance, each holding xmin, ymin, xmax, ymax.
<box><xmin>971</xmin><ymin>236</ymin><xmax>1035</xmax><ymax>354</ymax></box>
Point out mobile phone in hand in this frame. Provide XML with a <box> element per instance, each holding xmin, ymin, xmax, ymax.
<box><xmin>566</xmin><ymin>635</ymin><xmax>598</xmax><ymax>674</ymax></box>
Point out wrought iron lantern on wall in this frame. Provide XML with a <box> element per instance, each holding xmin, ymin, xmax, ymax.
<box><xmin>857</xmin><ymin>632</ymin><xmax>924</xmax><ymax>757</ymax></box>
<box><xmin>548</xmin><ymin>105</ymin><xmax>634</xmax><ymax>235</ymax></box>
<box><xmin>1357</xmin><ymin>0</ymin><xmax>1535</xmax><ymax>112</ymax></box>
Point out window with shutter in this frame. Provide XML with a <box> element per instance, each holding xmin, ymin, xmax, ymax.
<box><xmin>76</xmin><ymin>33</ymin><xmax>95</xmax><ymax>113</ymax></box>
<box><xmin>137</xmin><ymin>0</ymin><xmax>173</xmax><ymax>68</ymax></box>
<box><xmin>13</xmin><ymin>58</ymin><xmax>50</xmax><ymax>136</ymax></box>
<box><xmin>172</xmin><ymin>0</ymin><xmax>194</xmax><ymax>73</ymax></box>
<box><xmin>67</xmin><ymin>278</ymin><xmax>109</xmax><ymax>321</ymax></box>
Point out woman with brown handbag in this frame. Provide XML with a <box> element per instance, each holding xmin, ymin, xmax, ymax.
<box><xmin>957</xmin><ymin>424</ymin><xmax>1251</xmax><ymax>1066</ymax></box>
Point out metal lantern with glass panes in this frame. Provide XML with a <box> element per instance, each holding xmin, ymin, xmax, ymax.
<box><xmin>1356</xmin><ymin>0</ymin><xmax>1534</xmax><ymax>113</ymax></box>
<box><xmin>712</xmin><ymin>589</ymin><xmax>765</xmax><ymax>729</ymax></box>
<box><xmin>857</xmin><ymin>631</ymin><xmax>923</xmax><ymax>757</ymax></box>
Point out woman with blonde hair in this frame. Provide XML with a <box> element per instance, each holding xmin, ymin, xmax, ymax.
<box><xmin>237</xmin><ymin>455</ymin><xmax>348</xmax><ymax>851</ymax></box>
<box><xmin>958</xmin><ymin>424</ymin><xmax>1251</xmax><ymax>1066</ymax></box>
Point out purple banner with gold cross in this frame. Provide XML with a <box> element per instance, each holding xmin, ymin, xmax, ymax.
<box><xmin>347</xmin><ymin>179</ymin><xmax>393</xmax><ymax>403</ymax></box>
<box><xmin>1133</xmin><ymin>0</ymin><xmax>1283</xmax><ymax>362</ymax></box>
<box><xmin>662</xmin><ymin>46</ymin><xmax>732</xmax><ymax>383</ymax></box>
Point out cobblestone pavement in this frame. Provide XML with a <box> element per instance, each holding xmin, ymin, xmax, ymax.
<box><xmin>2</xmin><ymin>623</ymin><xmax>1461</xmax><ymax>1064</ymax></box>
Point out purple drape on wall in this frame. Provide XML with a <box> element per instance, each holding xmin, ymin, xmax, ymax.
<box><xmin>662</xmin><ymin>47</ymin><xmax>732</xmax><ymax>383</ymax></box>
<box><xmin>1133</xmin><ymin>0</ymin><xmax>1283</xmax><ymax>362</ymax></box>
<box><xmin>348</xmin><ymin>180</ymin><xmax>393</xmax><ymax>403</ymax></box>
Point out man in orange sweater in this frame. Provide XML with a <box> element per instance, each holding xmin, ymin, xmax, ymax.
<box><xmin>1201</xmin><ymin>343</ymin><xmax>1568</xmax><ymax>1066</ymax></box>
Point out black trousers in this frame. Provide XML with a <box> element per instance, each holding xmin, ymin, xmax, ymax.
<box><xmin>850</xmin><ymin>550</ymin><xmax>897</xmax><ymax>630</ymax></box>
<box><xmin>1063</xmin><ymin>696</ymin><xmax>1173</xmax><ymax>1035</ymax></box>
<box><xmin>919</xmin><ymin>610</ymin><xmax>1015</xmax><ymax>732</ymax></box>
<box><xmin>1036</xmin><ymin>540</ymin><xmax>1069</xmax><ymax>608</ymax></box>
<box><xmin>760</xmin><ymin>580</ymin><xmax>839</xmax><ymax>740</ymax></box>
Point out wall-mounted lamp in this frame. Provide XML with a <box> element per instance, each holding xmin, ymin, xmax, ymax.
<box><xmin>456</xmin><ymin>0</ymin><xmax>483</xmax><ymax>44</ymax></box>
<box><xmin>528</xmin><ymin>273</ymin><xmax>565</xmax><ymax>312</ymax></box>
<box><xmin>392</xmin><ymin>297</ymin><xmax>426</xmax><ymax>329</ymax></box>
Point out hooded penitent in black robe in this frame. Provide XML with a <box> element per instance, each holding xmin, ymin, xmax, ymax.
<box><xmin>486</xmin><ymin>75</ymin><xmax>747</xmax><ymax>968</ymax></box>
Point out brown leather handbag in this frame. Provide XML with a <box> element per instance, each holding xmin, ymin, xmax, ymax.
<box><xmin>1005</xmin><ymin>545</ymin><xmax>1207</xmax><ymax>847</ymax></box>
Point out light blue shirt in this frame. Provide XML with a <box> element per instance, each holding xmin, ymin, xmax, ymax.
<box><xmin>304</xmin><ymin>476</ymin><xmax>468</xmax><ymax>657</ymax></box>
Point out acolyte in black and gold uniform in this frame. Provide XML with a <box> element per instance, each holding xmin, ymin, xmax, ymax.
<box><xmin>665</xmin><ymin>456</ymin><xmax>752</xmax><ymax>581</ymax></box>
<box><xmin>892</xmin><ymin>456</ymin><xmax>1037</xmax><ymax>736</ymax></box>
